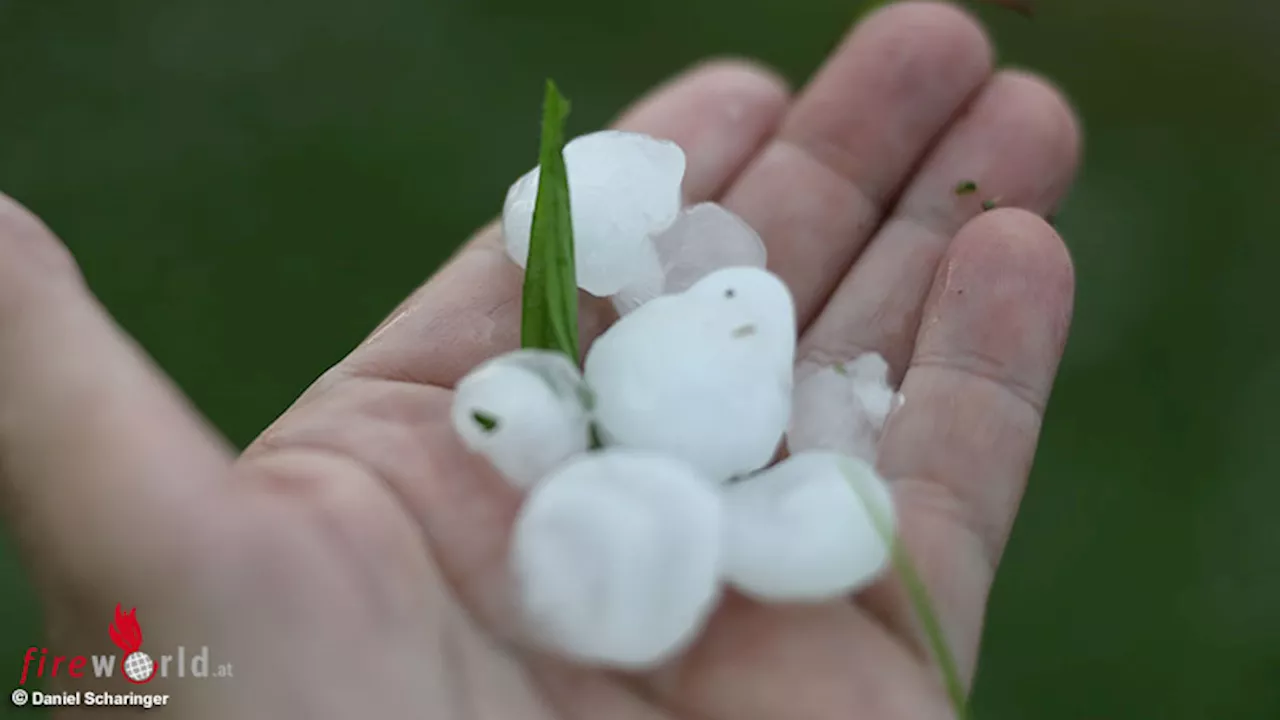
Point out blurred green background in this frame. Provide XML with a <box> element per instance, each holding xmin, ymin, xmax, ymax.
<box><xmin>1</xmin><ymin>0</ymin><xmax>1277</xmax><ymax>717</ymax></box>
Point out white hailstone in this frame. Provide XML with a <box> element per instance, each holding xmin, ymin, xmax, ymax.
<box><xmin>502</xmin><ymin>130</ymin><xmax>686</xmax><ymax>297</ymax></box>
<box><xmin>511</xmin><ymin>449</ymin><xmax>723</xmax><ymax>669</ymax></box>
<box><xmin>787</xmin><ymin>352</ymin><xmax>903</xmax><ymax>465</ymax></box>
<box><xmin>450</xmin><ymin>349</ymin><xmax>592</xmax><ymax>489</ymax></box>
<box><xmin>608</xmin><ymin>239</ymin><xmax>666</xmax><ymax>316</ymax></box>
<box><xmin>722</xmin><ymin>451</ymin><xmax>896</xmax><ymax>602</ymax></box>
<box><xmin>586</xmin><ymin>267</ymin><xmax>796</xmax><ymax>482</ymax></box>
<box><xmin>612</xmin><ymin>202</ymin><xmax>768</xmax><ymax>316</ymax></box>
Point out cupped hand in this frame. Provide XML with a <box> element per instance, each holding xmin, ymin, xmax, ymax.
<box><xmin>0</xmin><ymin>2</ymin><xmax>1079</xmax><ymax>718</ymax></box>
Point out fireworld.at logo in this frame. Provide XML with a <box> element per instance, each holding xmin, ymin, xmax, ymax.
<box><xmin>18</xmin><ymin>604</ymin><xmax>233</xmax><ymax>686</ymax></box>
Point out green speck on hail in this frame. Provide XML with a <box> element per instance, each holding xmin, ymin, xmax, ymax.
<box><xmin>471</xmin><ymin>410</ymin><xmax>499</xmax><ymax>432</ymax></box>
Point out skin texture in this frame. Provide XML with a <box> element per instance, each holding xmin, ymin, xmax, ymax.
<box><xmin>0</xmin><ymin>3</ymin><xmax>1079</xmax><ymax>718</ymax></box>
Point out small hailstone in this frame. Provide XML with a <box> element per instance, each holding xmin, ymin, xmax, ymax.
<box><xmin>450</xmin><ymin>349</ymin><xmax>592</xmax><ymax>489</ymax></box>
<box><xmin>657</xmin><ymin>203</ymin><xmax>767</xmax><ymax>294</ymax></box>
<box><xmin>502</xmin><ymin>130</ymin><xmax>686</xmax><ymax>297</ymax></box>
<box><xmin>787</xmin><ymin>352</ymin><xmax>901</xmax><ymax>465</ymax></box>
<box><xmin>511</xmin><ymin>449</ymin><xmax>723</xmax><ymax>668</ymax></box>
<box><xmin>722</xmin><ymin>451</ymin><xmax>896</xmax><ymax>602</ymax></box>
<box><xmin>612</xmin><ymin>202</ymin><xmax>767</xmax><ymax>315</ymax></box>
<box><xmin>586</xmin><ymin>267</ymin><xmax>797</xmax><ymax>482</ymax></box>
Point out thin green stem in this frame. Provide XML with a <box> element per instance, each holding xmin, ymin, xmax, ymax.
<box><xmin>840</xmin><ymin>459</ymin><xmax>971</xmax><ymax>720</ymax></box>
<box><xmin>889</xmin><ymin>536</ymin><xmax>970</xmax><ymax>719</ymax></box>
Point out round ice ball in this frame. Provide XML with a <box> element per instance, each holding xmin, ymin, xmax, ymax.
<box><xmin>503</xmin><ymin>130</ymin><xmax>686</xmax><ymax>297</ymax></box>
<box><xmin>511</xmin><ymin>449</ymin><xmax>723</xmax><ymax>668</ymax></box>
<box><xmin>722</xmin><ymin>451</ymin><xmax>896</xmax><ymax>602</ymax></box>
<box><xmin>586</xmin><ymin>267</ymin><xmax>797</xmax><ymax>482</ymax></box>
<box><xmin>451</xmin><ymin>349</ymin><xmax>593</xmax><ymax>489</ymax></box>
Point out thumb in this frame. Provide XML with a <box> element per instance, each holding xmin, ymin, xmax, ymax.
<box><xmin>0</xmin><ymin>195</ymin><xmax>232</xmax><ymax>594</ymax></box>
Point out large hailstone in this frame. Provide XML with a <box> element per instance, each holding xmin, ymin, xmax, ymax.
<box><xmin>585</xmin><ymin>267</ymin><xmax>796</xmax><ymax>482</ymax></box>
<box><xmin>450</xmin><ymin>349</ymin><xmax>593</xmax><ymax>489</ymax></box>
<box><xmin>510</xmin><ymin>449</ymin><xmax>723</xmax><ymax>668</ymax></box>
<box><xmin>787</xmin><ymin>353</ymin><xmax>903</xmax><ymax>465</ymax></box>
<box><xmin>502</xmin><ymin>130</ymin><xmax>686</xmax><ymax>297</ymax></box>
<box><xmin>722</xmin><ymin>451</ymin><xmax>896</xmax><ymax>602</ymax></box>
<box><xmin>612</xmin><ymin>202</ymin><xmax>768</xmax><ymax>316</ymax></box>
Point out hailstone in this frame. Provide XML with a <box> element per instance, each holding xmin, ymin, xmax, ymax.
<box><xmin>502</xmin><ymin>130</ymin><xmax>686</xmax><ymax>297</ymax></box>
<box><xmin>510</xmin><ymin>449</ymin><xmax>723</xmax><ymax>669</ymax></box>
<box><xmin>787</xmin><ymin>353</ymin><xmax>903</xmax><ymax>465</ymax></box>
<box><xmin>450</xmin><ymin>349</ymin><xmax>592</xmax><ymax>489</ymax></box>
<box><xmin>722</xmin><ymin>451</ymin><xmax>896</xmax><ymax>602</ymax></box>
<box><xmin>612</xmin><ymin>202</ymin><xmax>768</xmax><ymax>316</ymax></box>
<box><xmin>585</xmin><ymin>267</ymin><xmax>796</xmax><ymax>482</ymax></box>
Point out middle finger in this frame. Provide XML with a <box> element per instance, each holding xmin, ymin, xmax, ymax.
<box><xmin>722</xmin><ymin>1</ymin><xmax>994</xmax><ymax>329</ymax></box>
<box><xmin>798</xmin><ymin>70</ymin><xmax>1081</xmax><ymax>379</ymax></box>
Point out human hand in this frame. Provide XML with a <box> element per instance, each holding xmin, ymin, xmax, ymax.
<box><xmin>0</xmin><ymin>2</ymin><xmax>1079</xmax><ymax>718</ymax></box>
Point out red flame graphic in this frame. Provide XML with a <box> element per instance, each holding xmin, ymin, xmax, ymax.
<box><xmin>108</xmin><ymin>604</ymin><xmax>144</xmax><ymax>654</ymax></box>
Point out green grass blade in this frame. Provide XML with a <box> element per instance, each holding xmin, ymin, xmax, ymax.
<box><xmin>840</xmin><ymin>459</ymin><xmax>971</xmax><ymax>720</ymax></box>
<box><xmin>520</xmin><ymin>80</ymin><xmax>580</xmax><ymax>362</ymax></box>
<box><xmin>887</xmin><ymin>528</ymin><xmax>971</xmax><ymax>719</ymax></box>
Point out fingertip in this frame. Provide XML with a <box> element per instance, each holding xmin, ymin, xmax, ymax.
<box><xmin>612</xmin><ymin>56</ymin><xmax>792</xmax><ymax>138</ymax></box>
<box><xmin>854</xmin><ymin>0</ymin><xmax>995</xmax><ymax>81</ymax></box>
<box><xmin>680</xmin><ymin>57</ymin><xmax>793</xmax><ymax>106</ymax></box>
<box><xmin>0</xmin><ymin>193</ymin><xmax>82</xmax><ymax>306</ymax></box>
<box><xmin>941</xmin><ymin>207</ymin><xmax>1076</xmax><ymax>363</ymax></box>
<box><xmin>954</xmin><ymin>207</ymin><xmax>1074</xmax><ymax>290</ymax></box>
<box><xmin>989</xmin><ymin>70</ymin><xmax>1084</xmax><ymax>182</ymax></box>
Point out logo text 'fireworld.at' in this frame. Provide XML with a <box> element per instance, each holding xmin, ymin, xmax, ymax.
<box><xmin>18</xmin><ymin>604</ymin><xmax>233</xmax><ymax>686</ymax></box>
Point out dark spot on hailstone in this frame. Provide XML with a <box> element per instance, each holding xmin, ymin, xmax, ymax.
<box><xmin>588</xmin><ymin>422</ymin><xmax>607</xmax><ymax>450</ymax></box>
<box><xmin>472</xmin><ymin>410</ymin><xmax>499</xmax><ymax>432</ymax></box>
<box><xmin>724</xmin><ymin>288</ymin><xmax>736</xmax><ymax>299</ymax></box>
<box><xmin>732</xmin><ymin>324</ymin><xmax>757</xmax><ymax>338</ymax></box>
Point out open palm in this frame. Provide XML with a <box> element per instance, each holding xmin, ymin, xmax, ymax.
<box><xmin>1</xmin><ymin>3</ymin><xmax>1079</xmax><ymax>718</ymax></box>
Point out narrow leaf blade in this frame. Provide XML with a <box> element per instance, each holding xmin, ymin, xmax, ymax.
<box><xmin>520</xmin><ymin>80</ymin><xmax>580</xmax><ymax>362</ymax></box>
<box><xmin>839</xmin><ymin>458</ymin><xmax>971</xmax><ymax>720</ymax></box>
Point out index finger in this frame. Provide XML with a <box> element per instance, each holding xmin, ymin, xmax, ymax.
<box><xmin>868</xmin><ymin>209</ymin><xmax>1075</xmax><ymax>680</ymax></box>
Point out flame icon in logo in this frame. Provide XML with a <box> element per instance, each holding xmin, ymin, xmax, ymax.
<box><xmin>108</xmin><ymin>605</ymin><xmax>155</xmax><ymax>684</ymax></box>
